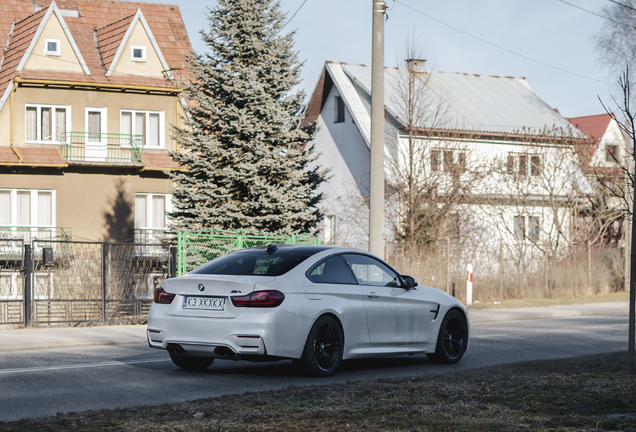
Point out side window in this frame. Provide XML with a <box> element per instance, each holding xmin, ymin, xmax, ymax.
<box><xmin>307</xmin><ymin>255</ymin><xmax>357</xmax><ymax>284</ymax></box>
<box><xmin>341</xmin><ymin>254</ymin><xmax>402</xmax><ymax>287</ymax></box>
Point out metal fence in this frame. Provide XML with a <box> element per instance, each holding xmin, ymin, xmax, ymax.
<box><xmin>0</xmin><ymin>240</ymin><xmax>175</xmax><ymax>326</ymax></box>
<box><xmin>59</xmin><ymin>132</ymin><xmax>144</xmax><ymax>165</ymax></box>
<box><xmin>0</xmin><ymin>239</ymin><xmax>25</xmax><ymax>325</ymax></box>
<box><xmin>177</xmin><ymin>230</ymin><xmax>321</xmax><ymax>275</ymax></box>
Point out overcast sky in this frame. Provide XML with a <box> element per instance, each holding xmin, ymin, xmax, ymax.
<box><xmin>163</xmin><ymin>0</ymin><xmax>617</xmax><ymax>118</ymax></box>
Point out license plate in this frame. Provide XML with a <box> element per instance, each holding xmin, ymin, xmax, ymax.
<box><xmin>182</xmin><ymin>296</ymin><xmax>226</xmax><ymax>311</ymax></box>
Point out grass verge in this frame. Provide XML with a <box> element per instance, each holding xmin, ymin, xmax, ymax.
<box><xmin>3</xmin><ymin>352</ymin><xmax>635</xmax><ymax>431</ymax></box>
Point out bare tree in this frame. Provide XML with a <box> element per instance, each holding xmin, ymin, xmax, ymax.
<box><xmin>384</xmin><ymin>45</ymin><xmax>490</xmax><ymax>253</ymax></box>
<box><xmin>596</xmin><ymin>0</ymin><xmax>636</xmax><ymax>82</ymax></box>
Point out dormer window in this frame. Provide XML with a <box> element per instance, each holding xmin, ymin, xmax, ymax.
<box><xmin>44</xmin><ymin>39</ymin><xmax>60</xmax><ymax>56</ymax></box>
<box><xmin>131</xmin><ymin>45</ymin><xmax>146</xmax><ymax>62</ymax></box>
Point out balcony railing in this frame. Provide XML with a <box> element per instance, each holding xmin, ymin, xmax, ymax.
<box><xmin>59</xmin><ymin>132</ymin><xmax>144</xmax><ymax>165</ymax></box>
<box><xmin>0</xmin><ymin>226</ymin><xmax>73</xmax><ymax>255</ymax></box>
<box><xmin>132</xmin><ymin>228</ymin><xmax>171</xmax><ymax>245</ymax></box>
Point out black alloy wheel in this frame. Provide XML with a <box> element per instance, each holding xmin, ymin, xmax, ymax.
<box><xmin>169</xmin><ymin>350</ymin><xmax>215</xmax><ymax>371</ymax></box>
<box><xmin>427</xmin><ymin>309</ymin><xmax>467</xmax><ymax>364</ymax></box>
<box><xmin>299</xmin><ymin>315</ymin><xmax>343</xmax><ymax>377</ymax></box>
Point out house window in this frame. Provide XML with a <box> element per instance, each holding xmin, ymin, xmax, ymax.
<box><xmin>25</xmin><ymin>105</ymin><xmax>69</xmax><ymax>142</ymax></box>
<box><xmin>121</xmin><ymin>110</ymin><xmax>163</xmax><ymax>147</ymax></box>
<box><xmin>44</xmin><ymin>38</ymin><xmax>60</xmax><ymax>56</ymax></box>
<box><xmin>606</xmin><ymin>145</ymin><xmax>619</xmax><ymax>162</ymax></box>
<box><xmin>506</xmin><ymin>155</ymin><xmax>515</xmax><ymax>174</ymax></box>
<box><xmin>335</xmin><ymin>96</ymin><xmax>345</xmax><ymax>123</ymax></box>
<box><xmin>531</xmin><ymin>156</ymin><xmax>541</xmax><ymax>176</ymax></box>
<box><xmin>518</xmin><ymin>155</ymin><xmax>527</xmax><ymax>177</ymax></box>
<box><xmin>131</xmin><ymin>45</ymin><xmax>146</xmax><ymax>62</ymax></box>
<box><xmin>135</xmin><ymin>193</ymin><xmax>171</xmax><ymax>231</ymax></box>
<box><xmin>0</xmin><ymin>189</ymin><xmax>55</xmax><ymax>227</ymax></box>
<box><xmin>507</xmin><ymin>153</ymin><xmax>540</xmax><ymax>176</ymax></box>
<box><xmin>431</xmin><ymin>149</ymin><xmax>440</xmax><ymax>171</ymax></box>
<box><xmin>513</xmin><ymin>215</ymin><xmax>540</xmax><ymax>241</ymax></box>
<box><xmin>513</xmin><ymin>216</ymin><xmax>525</xmax><ymax>241</ymax></box>
<box><xmin>438</xmin><ymin>150</ymin><xmax>467</xmax><ymax>173</ymax></box>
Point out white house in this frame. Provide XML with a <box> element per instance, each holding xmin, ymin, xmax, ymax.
<box><xmin>302</xmin><ymin>61</ymin><xmax>593</xmax><ymax>264</ymax></box>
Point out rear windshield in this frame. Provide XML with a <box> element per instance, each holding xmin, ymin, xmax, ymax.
<box><xmin>190</xmin><ymin>250</ymin><xmax>312</xmax><ymax>276</ymax></box>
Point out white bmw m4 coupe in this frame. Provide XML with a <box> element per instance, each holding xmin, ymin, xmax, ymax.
<box><xmin>147</xmin><ymin>244</ymin><xmax>469</xmax><ymax>376</ymax></box>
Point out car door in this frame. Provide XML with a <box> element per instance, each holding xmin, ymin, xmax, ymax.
<box><xmin>303</xmin><ymin>254</ymin><xmax>370</xmax><ymax>347</ymax></box>
<box><xmin>341</xmin><ymin>254</ymin><xmax>433</xmax><ymax>346</ymax></box>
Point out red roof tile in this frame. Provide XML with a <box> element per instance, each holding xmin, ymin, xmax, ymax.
<box><xmin>95</xmin><ymin>13</ymin><xmax>135</xmax><ymax>72</ymax></box>
<box><xmin>143</xmin><ymin>151</ymin><xmax>181</xmax><ymax>169</ymax></box>
<box><xmin>566</xmin><ymin>114</ymin><xmax>613</xmax><ymax>141</ymax></box>
<box><xmin>0</xmin><ymin>146</ymin><xmax>20</xmax><ymax>163</ymax></box>
<box><xmin>13</xmin><ymin>146</ymin><xmax>66</xmax><ymax>164</ymax></box>
<box><xmin>0</xmin><ymin>7</ymin><xmax>48</xmax><ymax>102</ymax></box>
<box><xmin>0</xmin><ymin>0</ymin><xmax>193</xmax><ymax>103</ymax></box>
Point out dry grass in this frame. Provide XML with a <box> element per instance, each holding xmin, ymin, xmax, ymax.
<box><xmin>389</xmin><ymin>244</ymin><xmax>626</xmax><ymax>304</ymax></box>
<box><xmin>2</xmin><ymin>352</ymin><xmax>635</xmax><ymax>431</ymax></box>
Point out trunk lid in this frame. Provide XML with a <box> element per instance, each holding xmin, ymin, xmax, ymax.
<box><xmin>160</xmin><ymin>274</ymin><xmax>276</xmax><ymax>318</ymax></box>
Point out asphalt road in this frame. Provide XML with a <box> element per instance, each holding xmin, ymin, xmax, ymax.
<box><xmin>0</xmin><ymin>314</ymin><xmax>629</xmax><ymax>422</ymax></box>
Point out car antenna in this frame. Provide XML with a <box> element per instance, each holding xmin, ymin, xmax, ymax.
<box><xmin>266</xmin><ymin>244</ymin><xmax>278</xmax><ymax>254</ymax></box>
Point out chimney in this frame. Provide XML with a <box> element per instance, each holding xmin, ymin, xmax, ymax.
<box><xmin>406</xmin><ymin>58</ymin><xmax>426</xmax><ymax>72</ymax></box>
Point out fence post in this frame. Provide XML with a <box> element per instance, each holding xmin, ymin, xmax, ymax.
<box><xmin>445</xmin><ymin>237</ymin><xmax>450</xmax><ymax>294</ymax></box>
<box><xmin>499</xmin><ymin>239</ymin><xmax>503</xmax><ymax>299</ymax></box>
<box><xmin>544</xmin><ymin>241</ymin><xmax>549</xmax><ymax>295</ymax></box>
<box><xmin>101</xmin><ymin>243</ymin><xmax>107</xmax><ymax>323</ymax></box>
<box><xmin>169</xmin><ymin>246</ymin><xmax>177</xmax><ymax>278</ymax></box>
<box><xmin>587</xmin><ymin>240</ymin><xmax>592</xmax><ymax>288</ymax></box>
<box><xmin>23</xmin><ymin>244</ymin><xmax>32</xmax><ymax>327</ymax></box>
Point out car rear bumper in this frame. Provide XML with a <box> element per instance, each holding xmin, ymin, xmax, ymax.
<box><xmin>147</xmin><ymin>303</ymin><xmax>311</xmax><ymax>359</ymax></box>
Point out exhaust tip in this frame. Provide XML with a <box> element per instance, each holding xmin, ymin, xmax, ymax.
<box><xmin>167</xmin><ymin>343</ymin><xmax>185</xmax><ymax>354</ymax></box>
<box><xmin>214</xmin><ymin>346</ymin><xmax>235</xmax><ymax>357</ymax></box>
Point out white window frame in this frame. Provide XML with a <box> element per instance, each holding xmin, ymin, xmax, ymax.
<box><xmin>0</xmin><ymin>188</ymin><xmax>56</xmax><ymax>227</ymax></box>
<box><xmin>131</xmin><ymin>45</ymin><xmax>147</xmax><ymax>62</ymax></box>
<box><xmin>513</xmin><ymin>215</ymin><xmax>541</xmax><ymax>242</ymax></box>
<box><xmin>85</xmin><ymin>107</ymin><xmax>108</xmax><ymax>138</ymax></box>
<box><xmin>44</xmin><ymin>38</ymin><xmax>60</xmax><ymax>56</ymax></box>
<box><xmin>120</xmin><ymin>110</ymin><xmax>165</xmax><ymax>148</ymax></box>
<box><xmin>134</xmin><ymin>193</ymin><xmax>172</xmax><ymax>230</ymax></box>
<box><xmin>25</xmin><ymin>104</ymin><xmax>71</xmax><ymax>143</ymax></box>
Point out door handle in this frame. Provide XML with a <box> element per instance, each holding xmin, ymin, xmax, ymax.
<box><xmin>367</xmin><ymin>292</ymin><xmax>379</xmax><ymax>298</ymax></box>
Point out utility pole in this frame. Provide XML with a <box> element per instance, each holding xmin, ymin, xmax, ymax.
<box><xmin>369</xmin><ymin>0</ymin><xmax>386</xmax><ymax>256</ymax></box>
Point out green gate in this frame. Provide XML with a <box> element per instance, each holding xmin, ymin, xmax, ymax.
<box><xmin>177</xmin><ymin>230</ymin><xmax>321</xmax><ymax>276</ymax></box>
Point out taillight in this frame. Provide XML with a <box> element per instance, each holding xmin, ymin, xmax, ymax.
<box><xmin>154</xmin><ymin>287</ymin><xmax>175</xmax><ymax>304</ymax></box>
<box><xmin>231</xmin><ymin>290</ymin><xmax>285</xmax><ymax>308</ymax></box>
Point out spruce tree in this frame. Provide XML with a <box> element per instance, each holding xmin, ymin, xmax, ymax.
<box><xmin>169</xmin><ymin>0</ymin><xmax>326</xmax><ymax>235</ymax></box>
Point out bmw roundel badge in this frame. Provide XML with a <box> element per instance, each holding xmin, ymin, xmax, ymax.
<box><xmin>198</xmin><ymin>283</ymin><xmax>205</xmax><ymax>292</ymax></box>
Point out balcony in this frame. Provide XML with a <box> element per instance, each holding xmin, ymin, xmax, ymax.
<box><xmin>132</xmin><ymin>228</ymin><xmax>171</xmax><ymax>245</ymax></box>
<box><xmin>59</xmin><ymin>133</ymin><xmax>144</xmax><ymax>165</ymax></box>
<box><xmin>0</xmin><ymin>226</ymin><xmax>73</xmax><ymax>256</ymax></box>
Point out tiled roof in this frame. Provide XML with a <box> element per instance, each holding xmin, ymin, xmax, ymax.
<box><xmin>0</xmin><ymin>7</ymin><xmax>48</xmax><ymax>106</ymax></box>
<box><xmin>566</xmin><ymin>114</ymin><xmax>613</xmax><ymax>141</ymax></box>
<box><xmin>95</xmin><ymin>13</ymin><xmax>135</xmax><ymax>72</ymax></box>
<box><xmin>143</xmin><ymin>151</ymin><xmax>181</xmax><ymax>170</ymax></box>
<box><xmin>0</xmin><ymin>146</ymin><xmax>20</xmax><ymax>163</ymax></box>
<box><xmin>0</xmin><ymin>0</ymin><xmax>192</xmax><ymax>105</ymax></box>
<box><xmin>14</xmin><ymin>146</ymin><xmax>66</xmax><ymax>164</ymax></box>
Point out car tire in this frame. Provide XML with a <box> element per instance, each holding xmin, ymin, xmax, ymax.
<box><xmin>298</xmin><ymin>315</ymin><xmax>343</xmax><ymax>377</ymax></box>
<box><xmin>169</xmin><ymin>351</ymin><xmax>215</xmax><ymax>371</ymax></box>
<box><xmin>427</xmin><ymin>309</ymin><xmax>467</xmax><ymax>364</ymax></box>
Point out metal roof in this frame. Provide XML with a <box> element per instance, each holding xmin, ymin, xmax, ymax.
<box><xmin>332</xmin><ymin>62</ymin><xmax>580</xmax><ymax>144</ymax></box>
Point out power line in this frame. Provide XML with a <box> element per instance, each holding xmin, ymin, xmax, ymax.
<box><xmin>556</xmin><ymin>0</ymin><xmax>619</xmax><ymax>23</ymax></box>
<box><xmin>608</xmin><ymin>0</ymin><xmax>636</xmax><ymax>12</ymax></box>
<box><xmin>278</xmin><ymin>0</ymin><xmax>309</xmax><ymax>34</ymax></box>
<box><xmin>394</xmin><ymin>0</ymin><xmax>611</xmax><ymax>85</ymax></box>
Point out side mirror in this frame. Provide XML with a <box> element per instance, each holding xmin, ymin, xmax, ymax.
<box><xmin>403</xmin><ymin>275</ymin><xmax>418</xmax><ymax>288</ymax></box>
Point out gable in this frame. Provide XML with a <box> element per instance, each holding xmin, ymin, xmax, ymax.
<box><xmin>22</xmin><ymin>6</ymin><xmax>86</xmax><ymax>74</ymax></box>
<box><xmin>109</xmin><ymin>13</ymin><xmax>169</xmax><ymax>79</ymax></box>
